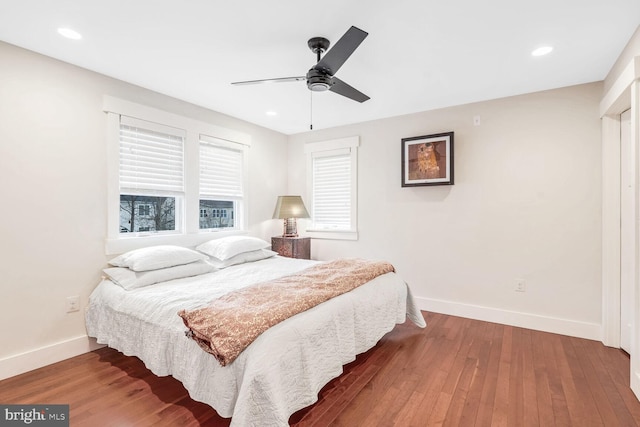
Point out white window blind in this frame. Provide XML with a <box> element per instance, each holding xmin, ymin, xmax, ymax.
<box><xmin>312</xmin><ymin>148</ymin><xmax>352</xmax><ymax>230</ymax></box>
<box><xmin>199</xmin><ymin>135</ymin><xmax>244</xmax><ymax>199</ymax></box>
<box><xmin>119</xmin><ymin>116</ymin><xmax>185</xmax><ymax>194</ymax></box>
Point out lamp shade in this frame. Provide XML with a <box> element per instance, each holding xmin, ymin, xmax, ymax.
<box><xmin>272</xmin><ymin>196</ymin><xmax>310</xmax><ymax>219</ymax></box>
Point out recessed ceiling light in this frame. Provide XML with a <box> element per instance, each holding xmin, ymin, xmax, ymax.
<box><xmin>531</xmin><ymin>46</ymin><xmax>553</xmax><ymax>57</ymax></box>
<box><xmin>265</xmin><ymin>111</ymin><xmax>277</xmax><ymax>116</ymax></box>
<box><xmin>57</xmin><ymin>27</ymin><xmax>82</xmax><ymax>40</ymax></box>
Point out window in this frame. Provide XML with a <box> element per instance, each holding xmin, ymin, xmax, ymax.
<box><xmin>118</xmin><ymin>116</ymin><xmax>184</xmax><ymax>234</ymax></box>
<box><xmin>207</xmin><ymin>208</ymin><xmax>229</xmax><ymax>218</ymax></box>
<box><xmin>104</xmin><ymin>96</ymin><xmax>251</xmax><ymax>254</ymax></box>
<box><xmin>138</xmin><ymin>204</ymin><xmax>151</xmax><ymax>216</ymax></box>
<box><xmin>305</xmin><ymin>136</ymin><xmax>359</xmax><ymax>240</ymax></box>
<box><xmin>199</xmin><ymin>135</ymin><xmax>245</xmax><ymax>230</ymax></box>
<box><xmin>138</xmin><ymin>205</ymin><xmax>151</xmax><ymax>215</ymax></box>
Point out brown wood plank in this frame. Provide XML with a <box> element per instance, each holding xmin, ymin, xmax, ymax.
<box><xmin>456</xmin><ymin>321</ymin><xmax>493</xmax><ymax>426</ymax></box>
<box><xmin>561</xmin><ymin>334</ymin><xmax>605</xmax><ymax>426</ymax></box>
<box><xmin>596</xmin><ymin>347</ymin><xmax>640</xmax><ymax>422</ymax></box>
<box><xmin>1</xmin><ymin>312</ymin><xmax>639</xmax><ymax>427</ymax></box>
<box><xmin>553</xmin><ymin>334</ymin><xmax>589</xmax><ymax>426</ymax></box>
<box><xmin>491</xmin><ymin>324</ymin><xmax>513</xmax><ymax>426</ymax></box>
<box><xmin>582</xmin><ymin>338</ymin><xmax>638</xmax><ymax>426</ymax></box>
<box><xmin>506</xmin><ymin>327</ymin><xmax>524</xmax><ymax>426</ymax></box>
<box><xmin>474</xmin><ymin>322</ymin><xmax>503</xmax><ymax>426</ymax></box>
<box><xmin>570</xmin><ymin>336</ymin><xmax>622</xmax><ymax>425</ymax></box>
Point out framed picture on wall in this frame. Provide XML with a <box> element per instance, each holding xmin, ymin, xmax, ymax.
<box><xmin>401</xmin><ymin>131</ymin><xmax>454</xmax><ymax>187</ymax></box>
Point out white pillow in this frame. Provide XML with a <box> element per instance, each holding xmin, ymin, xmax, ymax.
<box><xmin>103</xmin><ymin>260</ymin><xmax>215</xmax><ymax>290</ymax></box>
<box><xmin>109</xmin><ymin>245</ymin><xmax>207</xmax><ymax>272</ymax></box>
<box><xmin>196</xmin><ymin>236</ymin><xmax>270</xmax><ymax>261</ymax></box>
<box><xmin>207</xmin><ymin>249</ymin><xmax>277</xmax><ymax>269</ymax></box>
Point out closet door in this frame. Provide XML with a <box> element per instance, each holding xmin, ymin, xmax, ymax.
<box><xmin>620</xmin><ymin>108</ymin><xmax>633</xmax><ymax>354</ymax></box>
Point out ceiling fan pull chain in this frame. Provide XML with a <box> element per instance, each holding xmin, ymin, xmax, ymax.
<box><xmin>310</xmin><ymin>91</ymin><xmax>313</xmax><ymax>130</ymax></box>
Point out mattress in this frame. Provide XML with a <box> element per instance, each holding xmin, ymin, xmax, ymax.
<box><xmin>85</xmin><ymin>255</ymin><xmax>425</xmax><ymax>426</ymax></box>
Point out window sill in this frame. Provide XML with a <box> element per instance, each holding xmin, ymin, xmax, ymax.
<box><xmin>105</xmin><ymin>230</ymin><xmax>247</xmax><ymax>255</ymax></box>
<box><xmin>305</xmin><ymin>230</ymin><xmax>358</xmax><ymax>241</ymax></box>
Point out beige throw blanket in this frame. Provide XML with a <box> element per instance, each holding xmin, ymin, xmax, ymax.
<box><xmin>178</xmin><ymin>258</ymin><xmax>395</xmax><ymax>366</ymax></box>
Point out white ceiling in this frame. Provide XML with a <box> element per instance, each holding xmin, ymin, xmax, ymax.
<box><xmin>0</xmin><ymin>1</ymin><xmax>638</xmax><ymax>135</ymax></box>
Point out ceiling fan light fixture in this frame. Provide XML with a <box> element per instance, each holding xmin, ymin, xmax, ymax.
<box><xmin>306</xmin><ymin>69</ymin><xmax>332</xmax><ymax>92</ymax></box>
<box><xmin>309</xmin><ymin>81</ymin><xmax>331</xmax><ymax>92</ymax></box>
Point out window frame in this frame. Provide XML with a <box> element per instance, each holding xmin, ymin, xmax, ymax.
<box><xmin>104</xmin><ymin>96</ymin><xmax>251</xmax><ymax>254</ymax></box>
<box><xmin>117</xmin><ymin>116</ymin><xmax>185</xmax><ymax>236</ymax></box>
<box><xmin>305</xmin><ymin>136</ymin><xmax>359</xmax><ymax>241</ymax></box>
<box><xmin>198</xmin><ymin>134</ymin><xmax>247</xmax><ymax>232</ymax></box>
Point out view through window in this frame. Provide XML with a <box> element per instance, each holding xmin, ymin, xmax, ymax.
<box><xmin>120</xmin><ymin>195</ymin><xmax>176</xmax><ymax>233</ymax></box>
<box><xmin>198</xmin><ymin>200</ymin><xmax>234</xmax><ymax>229</ymax></box>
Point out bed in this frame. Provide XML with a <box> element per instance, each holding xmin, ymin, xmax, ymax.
<box><xmin>85</xmin><ymin>238</ymin><xmax>426</xmax><ymax>426</ymax></box>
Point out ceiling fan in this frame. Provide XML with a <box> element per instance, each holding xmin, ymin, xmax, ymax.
<box><xmin>231</xmin><ymin>26</ymin><xmax>370</xmax><ymax>103</ymax></box>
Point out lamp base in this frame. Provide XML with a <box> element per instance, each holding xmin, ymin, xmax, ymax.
<box><xmin>282</xmin><ymin>218</ymin><xmax>298</xmax><ymax>237</ymax></box>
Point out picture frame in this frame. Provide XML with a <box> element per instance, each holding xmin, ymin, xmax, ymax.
<box><xmin>401</xmin><ymin>131</ymin><xmax>454</xmax><ymax>187</ymax></box>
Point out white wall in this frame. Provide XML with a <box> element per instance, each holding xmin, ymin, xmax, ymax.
<box><xmin>288</xmin><ymin>82</ymin><xmax>603</xmax><ymax>338</ymax></box>
<box><xmin>0</xmin><ymin>41</ymin><xmax>288</xmax><ymax>378</ymax></box>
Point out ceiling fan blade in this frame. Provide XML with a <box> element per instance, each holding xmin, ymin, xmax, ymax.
<box><xmin>231</xmin><ymin>76</ymin><xmax>305</xmax><ymax>86</ymax></box>
<box><xmin>330</xmin><ymin>77</ymin><xmax>370</xmax><ymax>103</ymax></box>
<box><xmin>314</xmin><ymin>26</ymin><xmax>368</xmax><ymax>76</ymax></box>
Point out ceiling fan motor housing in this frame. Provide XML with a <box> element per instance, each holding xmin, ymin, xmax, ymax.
<box><xmin>306</xmin><ymin>68</ymin><xmax>332</xmax><ymax>91</ymax></box>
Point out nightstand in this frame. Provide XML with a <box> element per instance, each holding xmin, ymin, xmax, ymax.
<box><xmin>271</xmin><ymin>236</ymin><xmax>311</xmax><ymax>259</ymax></box>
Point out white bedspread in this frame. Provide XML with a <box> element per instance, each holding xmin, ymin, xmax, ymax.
<box><xmin>85</xmin><ymin>256</ymin><xmax>425</xmax><ymax>426</ymax></box>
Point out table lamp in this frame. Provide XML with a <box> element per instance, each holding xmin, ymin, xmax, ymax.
<box><xmin>272</xmin><ymin>195</ymin><xmax>310</xmax><ymax>237</ymax></box>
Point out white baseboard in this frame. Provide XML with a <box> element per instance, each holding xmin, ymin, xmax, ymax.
<box><xmin>416</xmin><ymin>296</ymin><xmax>602</xmax><ymax>342</ymax></box>
<box><xmin>0</xmin><ymin>336</ymin><xmax>104</xmax><ymax>381</ymax></box>
<box><xmin>632</xmin><ymin>370</ymin><xmax>640</xmax><ymax>401</ymax></box>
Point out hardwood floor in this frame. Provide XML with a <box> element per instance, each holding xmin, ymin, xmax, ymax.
<box><xmin>1</xmin><ymin>312</ymin><xmax>639</xmax><ymax>426</ymax></box>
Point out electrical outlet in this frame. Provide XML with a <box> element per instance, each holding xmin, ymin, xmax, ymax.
<box><xmin>66</xmin><ymin>296</ymin><xmax>80</xmax><ymax>313</ymax></box>
<box><xmin>515</xmin><ymin>279</ymin><xmax>526</xmax><ymax>292</ymax></box>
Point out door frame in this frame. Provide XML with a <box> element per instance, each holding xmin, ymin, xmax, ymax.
<box><xmin>601</xmin><ymin>56</ymin><xmax>640</xmax><ymax>399</ymax></box>
<box><xmin>621</xmin><ymin>108</ymin><xmax>634</xmax><ymax>354</ymax></box>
